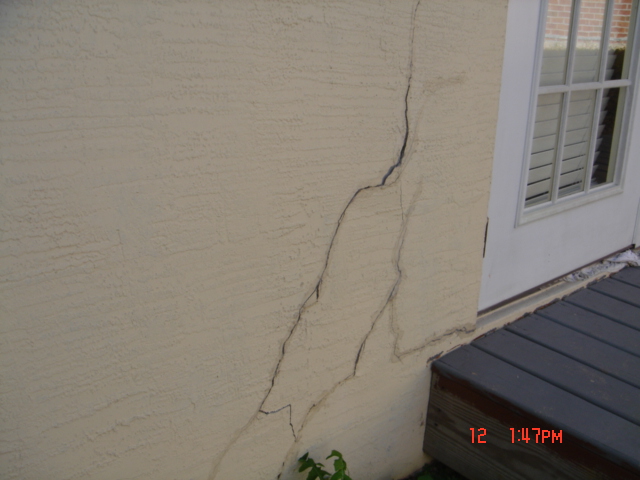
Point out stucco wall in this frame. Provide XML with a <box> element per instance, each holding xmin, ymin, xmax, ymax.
<box><xmin>0</xmin><ymin>1</ymin><xmax>507</xmax><ymax>479</ymax></box>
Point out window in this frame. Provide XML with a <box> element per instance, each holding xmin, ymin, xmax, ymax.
<box><xmin>521</xmin><ymin>0</ymin><xmax>638</xmax><ymax>218</ymax></box>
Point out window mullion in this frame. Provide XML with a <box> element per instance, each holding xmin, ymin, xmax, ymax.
<box><xmin>551</xmin><ymin>0</ymin><xmax>581</xmax><ymax>203</ymax></box>
<box><xmin>599</xmin><ymin>0</ymin><xmax>616</xmax><ymax>83</ymax></box>
<box><xmin>565</xmin><ymin>0</ymin><xmax>581</xmax><ymax>85</ymax></box>
<box><xmin>584</xmin><ymin>88</ymin><xmax>604</xmax><ymax>193</ymax></box>
<box><xmin>539</xmin><ymin>78</ymin><xmax>631</xmax><ymax>95</ymax></box>
<box><xmin>583</xmin><ymin>0</ymin><xmax>615</xmax><ymax>194</ymax></box>
<box><xmin>551</xmin><ymin>93</ymin><xmax>571</xmax><ymax>202</ymax></box>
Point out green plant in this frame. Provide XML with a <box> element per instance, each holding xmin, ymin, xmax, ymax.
<box><xmin>298</xmin><ymin>450</ymin><xmax>353</xmax><ymax>480</ymax></box>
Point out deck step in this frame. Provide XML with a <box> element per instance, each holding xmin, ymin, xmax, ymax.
<box><xmin>423</xmin><ymin>267</ymin><xmax>640</xmax><ymax>480</ymax></box>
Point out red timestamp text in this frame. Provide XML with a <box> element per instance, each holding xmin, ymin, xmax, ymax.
<box><xmin>470</xmin><ymin>428</ymin><xmax>563</xmax><ymax>443</ymax></box>
<box><xmin>511</xmin><ymin>427</ymin><xmax>562</xmax><ymax>443</ymax></box>
<box><xmin>469</xmin><ymin>428</ymin><xmax>487</xmax><ymax>443</ymax></box>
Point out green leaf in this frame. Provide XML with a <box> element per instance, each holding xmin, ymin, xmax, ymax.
<box><xmin>300</xmin><ymin>450</ymin><xmax>349</xmax><ymax>480</ymax></box>
<box><xmin>327</xmin><ymin>450</ymin><xmax>343</xmax><ymax>460</ymax></box>
<box><xmin>315</xmin><ymin>465</ymin><xmax>331</xmax><ymax>480</ymax></box>
<box><xmin>298</xmin><ymin>458</ymin><xmax>315</xmax><ymax>472</ymax></box>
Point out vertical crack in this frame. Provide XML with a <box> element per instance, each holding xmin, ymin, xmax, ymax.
<box><xmin>380</xmin><ymin>0</ymin><xmax>419</xmax><ymax>187</ymax></box>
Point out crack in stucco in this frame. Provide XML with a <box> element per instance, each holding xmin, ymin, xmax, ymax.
<box><xmin>380</xmin><ymin>47</ymin><xmax>412</xmax><ymax>187</ymax></box>
<box><xmin>209</xmin><ymin>2</ymin><xmax>420</xmax><ymax>478</ymax></box>
<box><xmin>259</xmin><ymin>404</ymin><xmax>297</xmax><ymax>441</ymax></box>
<box><xmin>352</xmin><ymin>190</ymin><xmax>414</xmax><ymax>373</ymax></box>
<box><xmin>392</xmin><ymin>323</ymin><xmax>476</xmax><ymax>362</ymax></box>
<box><xmin>274</xmin><ymin>193</ymin><xmax>417</xmax><ymax>476</ymax></box>
<box><xmin>293</xmin><ymin>193</ymin><xmax>416</xmax><ymax>437</ymax></box>
<box><xmin>261</xmin><ymin>0</ymin><xmax>419</xmax><ymax>428</ymax></box>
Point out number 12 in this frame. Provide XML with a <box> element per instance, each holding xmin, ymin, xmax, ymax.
<box><xmin>470</xmin><ymin>428</ymin><xmax>487</xmax><ymax>443</ymax></box>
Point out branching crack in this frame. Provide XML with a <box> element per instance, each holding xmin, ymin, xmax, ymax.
<box><xmin>353</xmin><ymin>187</ymin><xmax>415</xmax><ymax>375</ymax></box>
<box><xmin>210</xmin><ymin>2</ymin><xmax>421</xmax><ymax>478</ymax></box>
<box><xmin>257</xmin><ymin>0</ymin><xmax>420</xmax><ymax>419</ymax></box>
<box><xmin>259</xmin><ymin>404</ymin><xmax>297</xmax><ymax>441</ymax></box>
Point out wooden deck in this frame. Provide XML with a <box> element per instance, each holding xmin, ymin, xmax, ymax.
<box><xmin>423</xmin><ymin>267</ymin><xmax>640</xmax><ymax>480</ymax></box>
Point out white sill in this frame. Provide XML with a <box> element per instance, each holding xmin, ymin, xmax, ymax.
<box><xmin>518</xmin><ymin>184</ymin><xmax>623</xmax><ymax>226</ymax></box>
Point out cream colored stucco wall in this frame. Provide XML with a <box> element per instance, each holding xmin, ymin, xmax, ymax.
<box><xmin>0</xmin><ymin>1</ymin><xmax>508</xmax><ymax>479</ymax></box>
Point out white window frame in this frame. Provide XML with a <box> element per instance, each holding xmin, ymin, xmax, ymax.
<box><xmin>517</xmin><ymin>0</ymin><xmax>640</xmax><ymax>225</ymax></box>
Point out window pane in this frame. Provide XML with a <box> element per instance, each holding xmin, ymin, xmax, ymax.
<box><xmin>540</xmin><ymin>0</ymin><xmax>573</xmax><ymax>86</ymax></box>
<box><xmin>591</xmin><ymin>87</ymin><xmax>625</xmax><ymax>186</ymax></box>
<box><xmin>526</xmin><ymin>93</ymin><xmax>564</xmax><ymax>207</ymax></box>
<box><xmin>558</xmin><ymin>90</ymin><xmax>597</xmax><ymax>197</ymax></box>
<box><xmin>573</xmin><ymin>0</ymin><xmax>607</xmax><ymax>83</ymax></box>
<box><xmin>606</xmin><ymin>0</ymin><xmax>633</xmax><ymax>80</ymax></box>
<box><xmin>523</xmin><ymin>1</ymin><xmax>635</xmax><ymax>214</ymax></box>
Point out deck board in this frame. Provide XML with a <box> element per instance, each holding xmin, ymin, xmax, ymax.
<box><xmin>566</xmin><ymin>288</ymin><xmax>640</xmax><ymax>331</ymax></box>
<box><xmin>506</xmin><ymin>314</ymin><xmax>640</xmax><ymax>388</ymax></box>
<box><xmin>613</xmin><ymin>267</ymin><xmax>640</xmax><ymax>287</ymax></box>
<box><xmin>536</xmin><ymin>301</ymin><xmax>640</xmax><ymax>357</ymax></box>
<box><xmin>475</xmin><ymin>328</ymin><xmax>640</xmax><ymax>425</ymax></box>
<box><xmin>590</xmin><ymin>278</ymin><xmax>640</xmax><ymax>308</ymax></box>
<box><xmin>424</xmin><ymin>266</ymin><xmax>640</xmax><ymax>480</ymax></box>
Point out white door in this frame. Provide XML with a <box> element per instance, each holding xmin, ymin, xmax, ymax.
<box><xmin>479</xmin><ymin>0</ymin><xmax>640</xmax><ymax>312</ymax></box>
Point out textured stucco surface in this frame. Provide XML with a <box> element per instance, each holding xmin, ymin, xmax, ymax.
<box><xmin>0</xmin><ymin>1</ymin><xmax>507</xmax><ymax>479</ymax></box>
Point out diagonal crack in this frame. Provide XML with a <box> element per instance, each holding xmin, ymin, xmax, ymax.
<box><xmin>260</xmin><ymin>0</ymin><xmax>420</xmax><ymax>414</ymax></box>
<box><xmin>210</xmin><ymin>2</ymin><xmax>421</xmax><ymax>478</ymax></box>
<box><xmin>275</xmin><ymin>200</ymin><xmax>415</xmax><ymax>478</ymax></box>
<box><xmin>353</xmin><ymin>184</ymin><xmax>416</xmax><ymax>374</ymax></box>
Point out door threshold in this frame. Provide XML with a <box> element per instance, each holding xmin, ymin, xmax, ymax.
<box><xmin>476</xmin><ymin>246</ymin><xmax>637</xmax><ymax>331</ymax></box>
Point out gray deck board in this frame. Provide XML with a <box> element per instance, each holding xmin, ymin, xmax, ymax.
<box><xmin>506</xmin><ymin>314</ymin><xmax>640</xmax><ymax>388</ymax></box>
<box><xmin>474</xmin><ymin>328</ymin><xmax>640</xmax><ymax>425</ymax></box>
<box><xmin>536</xmin><ymin>301</ymin><xmax>640</xmax><ymax>357</ymax></box>
<box><xmin>614</xmin><ymin>266</ymin><xmax>640</xmax><ymax>287</ymax></box>
<box><xmin>565</xmin><ymin>288</ymin><xmax>640</xmax><ymax>331</ymax></box>
<box><xmin>590</xmin><ymin>278</ymin><xmax>640</xmax><ymax>308</ymax></box>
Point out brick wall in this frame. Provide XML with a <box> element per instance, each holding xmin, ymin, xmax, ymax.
<box><xmin>545</xmin><ymin>0</ymin><xmax>632</xmax><ymax>47</ymax></box>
